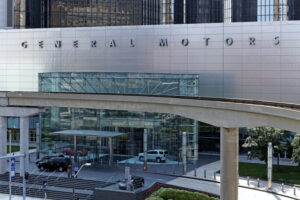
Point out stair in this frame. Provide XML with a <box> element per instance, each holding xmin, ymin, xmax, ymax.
<box><xmin>0</xmin><ymin>173</ymin><xmax>115</xmax><ymax>200</ymax></box>
<box><xmin>0</xmin><ymin>173</ymin><xmax>113</xmax><ymax>190</ymax></box>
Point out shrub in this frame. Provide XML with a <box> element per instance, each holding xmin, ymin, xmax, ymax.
<box><xmin>146</xmin><ymin>188</ymin><xmax>219</xmax><ymax>200</ymax></box>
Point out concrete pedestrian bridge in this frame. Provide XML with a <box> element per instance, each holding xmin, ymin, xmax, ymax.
<box><xmin>1</xmin><ymin>91</ymin><xmax>300</xmax><ymax>200</ymax></box>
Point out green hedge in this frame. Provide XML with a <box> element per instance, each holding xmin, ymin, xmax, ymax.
<box><xmin>146</xmin><ymin>188</ymin><xmax>219</xmax><ymax>200</ymax></box>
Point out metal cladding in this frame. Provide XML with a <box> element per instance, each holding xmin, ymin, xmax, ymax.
<box><xmin>1</xmin><ymin>22</ymin><xmax>300</xmax><ymax>103</ymax></box>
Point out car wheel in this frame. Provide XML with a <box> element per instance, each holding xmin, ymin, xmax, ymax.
<box><xmin>156</xmin><ymin>157</ymin><xmax>161</xmax><ymax>163</ymax></box>
<box><xmin>40</xmin><ymin>166</ymin><xmax>45</xmax><ymax>171</ymax></box>
<box><xmin>139</xmin><ymin>156</ymin><xmax>144</xmax><ymax>161</ymax></box>
<box><xmin>58</xmin><ymin>166</ymin><xmax>64</xmax><ymax>172</ymax></box>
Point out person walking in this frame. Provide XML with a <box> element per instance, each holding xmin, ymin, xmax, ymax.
<box><xmin>74</xmin><ymin>166</ymin><xmax>79</xmax><ymax>178</ymax></box>
<box><xmin>67</xmin><ymin>164</ymin><xmax>72</xmax><ymax>178</ymax></box>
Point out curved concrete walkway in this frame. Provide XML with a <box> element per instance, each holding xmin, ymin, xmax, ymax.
<box><xmin>167</xmin><ymin>177</ymin><xmax>297</xmax><ymax>200</ymax></box>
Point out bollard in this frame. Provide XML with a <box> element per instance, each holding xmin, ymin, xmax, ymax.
<box><xmin>194</xmin><ymin>168</ymin><xmax>197</xmax><ymax>177</ymax></box>
<box><xmin>247</xmin><ymin>176</ymin><xmax>250</xmax><ymax>186</ymax></box>
<box><xmin>282</xmin><ymin>183</ymin><xmax>284</xmax><ymax>193</ymax></box>
<box><xmin>204</xmin><ymin>170</ymin><xmax>206</xmax><ymax>179</ymax></box>
<box><xmin>213</xmin><ymin>172</ymin><xmax>216</xmax><ymax>180</ymax></box>
<box><xmin>294</xmin><ymin>186</ymin><xmax>297</xmax><ymax>196</ymax></box>
<box><xmin>257</xmin><ymin>178</ymin><xmax>260</xmax><ymax>188</ymax></box>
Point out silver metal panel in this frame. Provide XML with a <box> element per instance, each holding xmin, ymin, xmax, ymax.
<box><xmin>2</xmin><ymin>22</ymin><xmax>300</xmax><ymax>104</ymax></box>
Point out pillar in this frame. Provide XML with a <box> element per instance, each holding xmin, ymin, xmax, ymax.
<box><xmin>193</xmin><ymin>120</ymin><xmax>198</xmax><ymax>165</ymax></box>
<box><xmin>20</xmin><ymin>0</ymin><xmax>26</xmax><ymax>29</ymax></box>
<box><xmin>20</xmin><ymin>117</ymin><xmax>29</xmax><ymax>176</ymax></box>
<box><xmin>0</xmin><ymin>117</ymin><xmax>7</xmax><ymax>174</ymax></box>
<box><xmin>36</xmin><ymin>123</ymin><xmax>40</xmax><ymax>160</ymax></box>
<box><xmin>74</xmin><ymin>136</ymin><xmax>77</xmax><ymax>163</ymax></box>
<box><xmin>182</xmin><ymin>132</ymin><xmax>187</xmax><ymax>175</ymax></box>
<box><xmin>220</xmin><ymin>128</ymin><xmax>239</xmax><ymax>200</ymax></box>
<box><xmin>0</xmin><ymin>0</ymin><xmax>7</xmax><ymax>28</ymax></box>
<box><xmin>143</xmin><ymin>129</ymin><xmax>147</xmax><ymax>171</ymax></box>
<box><xmin>109</xmin><ymin>137</ymin><xmax>113</xmax><ymax>166</ymax></box>
<box><xmin>224</xmin><ymin>0</ymin><xmax>232</xmax><ymax>23</ymax></box>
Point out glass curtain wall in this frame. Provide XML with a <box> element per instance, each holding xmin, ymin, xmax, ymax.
<box><xmin>186</xmin><ymin>0</ymin><xmax>223</xmax><ymax>23</ymax></box>
<box><xmin>39</xmin><ymin>72</ymin><xmax>199</xmax><ymax>164</ymax></box>
<box><xmin>47</xmin><ymin>0</ymin><xmax>143</xmax><ymax>27</ymax></box>
<box><xmin>231</xmin><ymin>0</ymin><xmax>290</xmax><ymax>22</ymax></box>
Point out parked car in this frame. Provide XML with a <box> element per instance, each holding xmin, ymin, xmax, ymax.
<box><xmin>138</xmin><ymin>149</ymin><xmax>168</xmax><ymax>163</ymax></box>
<box><xmin>62</xmin><ymin>147</ymin><xmax>88</xmax><ymax>156</ymax></box>
<box><xmin>36</xmin><ymin>156</ymin><xmax>71</xmax><ymax>172</ymax></box>
<box><xmin>118</xmin><ymin>176</ymin><xmax>145</xmax><ymax>190</ymax></box>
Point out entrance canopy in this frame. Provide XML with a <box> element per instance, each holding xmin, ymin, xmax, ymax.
<box><xmin>51</xmin><ymin>130</ymin><xmax>127</xmax><ymax>138</ymax></box>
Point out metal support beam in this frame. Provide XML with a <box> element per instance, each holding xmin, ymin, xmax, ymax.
<box><xmin>74</xmin><ymin>136</ymin><xmax>77</xmax><ymax>163</ymax></box>
<box><xmin>193</xmin><ymin>120</ymin><xmax>198</xmax><ymax>165</ymax></box>
<box><xmin>143</xmin><ymin>129</ymin><xmax>147</xmax><ymax>171</ymax></box>
<box><xmin>0</xmin><ymin>117</ymin><xmax>7</xmax><ymax>174</ymax></box>
<box><xmin>220</xmin><ymin>127</ymin><xmax>239</xmax><ymax>200</ymax></box>
<box><xmin>109</xmin><ymin>137</ymin><xmax>113</xmax><ymax>166</ymax></box>
<box><xmin>36</xmin><ymin>122</ymin><xmax>40</xmax><ymax>160</ymax></box>
<box><xmin>20</xmin><ymin>117</ymin><xmax>29</xmax><ymax>176</ymax></box>
<box><xmin>182</xmin><ymin>132</ymin><xmax>187</xmax><ymax>175</ymax></box>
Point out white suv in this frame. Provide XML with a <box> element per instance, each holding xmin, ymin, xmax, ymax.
<box><xmin>138</xmin><ymin>149</ymin><xmax>168</xmax><ymax>163</ymax></box>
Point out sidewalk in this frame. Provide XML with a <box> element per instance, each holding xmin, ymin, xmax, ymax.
<box><xmin>180</xmin><ymin>156</ymin><xmax>299</xmax><ymax>200</ymax></box>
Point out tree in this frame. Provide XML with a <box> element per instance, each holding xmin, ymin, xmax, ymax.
<box><xmin>291</xmin><ymin>133</ymin><xmax>300</xmax><ymax>166</ymax></box>
<box><xmin>242</xmin><ymin>127</ymin><xmax>290</xmax><ymax>164</ymax></box>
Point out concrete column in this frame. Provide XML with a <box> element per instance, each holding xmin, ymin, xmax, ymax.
<box><xmin>0</xmin><ymin>117</ymin><xmax>7</xmax><ymax>174</ymax></box>
<box><xmin>182</xmin><ymin>132</ymin><xmax>187</xmax><ymax>175</ymax></box>
<box><xmin>20</xmin><ymin>117</ymin><xmax>29</xmax><ymax>176</ymax></box>
<box><xmin>0</xmin><ymin>0</ymin><xmax>7</xmax><ymax>28</ymax></box>
<box><xmin>143</xmin><ymin>129</ymin><xmax>147</xmax><ymax>171</ymax></box>
<box><xmin>220</xmin><ymin>127</ymin><xmax>239</xmax><ymax>200</ymax></box>
<box><xmin>109</xmin><ymin>137</ymin><xmax>113</xmax><ymax>166</ymax></box>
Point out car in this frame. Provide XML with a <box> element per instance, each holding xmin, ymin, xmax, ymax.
<box><xmin>118</xmin><ymin>176</ymin><xmax>145</xmax><ymax>190</ymax></box>
<box><xmin>36</xmin><ymin>156</ymin><xmax>71</xmax><ymax>172</ymax></box>
<box><xmin>61</xmin><ymin>147</ymin><xmax>88</xmax><ymax>156</ymax></box>
<box><xmin>138</xmin><ymin>149</ymin><xmax>168</xmax><ymax>163</ymax></box>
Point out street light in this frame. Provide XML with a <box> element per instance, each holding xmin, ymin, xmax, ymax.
<box><xmin>72</xmin><ymin>163</ymin><xmax>91</xmax><ymax>200</ymax></box>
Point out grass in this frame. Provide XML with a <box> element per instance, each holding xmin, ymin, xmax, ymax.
<box><xmin>7</xmin><ymin>146</ymin><xmax>35</xmax><ymax>153</ymax></box>
<box><xmin>239</xmin><ymin>162</ymin><xmax>300</xmax><ymax>186</ymax></box>
<box><xmin>146</xmin><ymin>187</ymin><xmax>219</xmax><ymax>200</ymax></box>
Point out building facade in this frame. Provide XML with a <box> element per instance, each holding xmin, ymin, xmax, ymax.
<box><xmin>1</xmin><ymin>0</ymin><xmax>300</xmax><ymax>164</ymax></box>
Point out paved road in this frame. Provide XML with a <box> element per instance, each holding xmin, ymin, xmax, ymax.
<box><xmin>3</xmin><ymin>153</ymin><xmax>299</xmax><ymax>200</ymax></box>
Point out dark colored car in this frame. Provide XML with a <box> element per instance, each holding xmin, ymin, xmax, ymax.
<box><xmin>118</xmin><ymin>176</ymin><xmax>145</xmax><ymax>190</ymax></box>
<box><xmin>36</xmin><ymin>156</ymin><xmax>71</xmax><ymax>172</ymax></box>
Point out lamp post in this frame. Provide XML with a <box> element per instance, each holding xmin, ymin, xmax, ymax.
<box><xmin>72</xmin><ymin>163</ymin><xmax>91</xmax><ymax>200</ymax></box>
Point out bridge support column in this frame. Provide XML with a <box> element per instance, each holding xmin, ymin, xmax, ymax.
<box><xmin>20</xmin><ymin>117</ymin><xmax>29</xmax><ymax>176</ymax></box>
<box><xmin>221</xmin><ymin>127</ymin><xmax>239</xmax><ymax>200</ymax></box>
<box><xmin>0</xmin><ymin>117</ymin><xmax>7</xmax><ymax>174</ymax></box>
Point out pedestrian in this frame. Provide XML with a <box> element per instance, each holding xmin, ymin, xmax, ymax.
<box><xmin>42</xmin><ymin>177</ymin><xmax>47</xmax><ymax>189</ymax></box>
<box><xmin>67</xmin><ymin>164</ymin><xmax>72</xmax><ymax>178</ymax></box>
<box><xmin>74</xmin><ymin>166</ymin><xmax>79</xmax><ymax>177</ymax></box>
<box><xmin>247</xmin><ymin>151</ymin><xmax>251</xmax><ymax>160</ymax></box>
